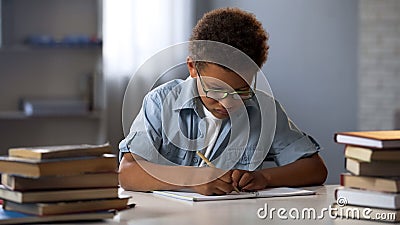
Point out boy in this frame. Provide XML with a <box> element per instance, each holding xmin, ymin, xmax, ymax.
<box><xmin>119</xmin><ymin>8</ymin><xmax>327</xmax><ymax>195</ymax></box>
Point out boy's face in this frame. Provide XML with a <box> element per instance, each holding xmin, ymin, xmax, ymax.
<box><xmin>188</xmin><ymin>61</ymin><xmax>252</xmax><ymax>119</ymax></box>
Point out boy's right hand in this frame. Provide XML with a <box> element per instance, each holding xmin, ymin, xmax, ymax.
<box><xmin>190</xmin><ymin>170</ymin><xmax>234</xmax><ymax>196</ymax></box>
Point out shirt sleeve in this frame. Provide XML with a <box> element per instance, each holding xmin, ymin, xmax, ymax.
<box><xmin>118</xmin><ymin>92</ymin><xmax>163</xmax><ymax>162</ymax></box>
<box><xmin>267</xmin><ymin>101</ymin><xmax>321</xmax><ymax>166</ymax></box>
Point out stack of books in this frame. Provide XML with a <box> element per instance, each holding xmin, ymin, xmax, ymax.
<box><xmin>0</xmin><ymin>143</ymin><xmax>129</xmax><ymax>224</ymax></box>
<box><xmin>333</xmin><ymin>130</ymin><xmax>400</xmax><ymax>222</ymax></box>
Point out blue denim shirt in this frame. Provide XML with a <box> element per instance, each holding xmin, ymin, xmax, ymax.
<box><xmin>119</xmin><ymin>77</ymin><xmax>320</xmax><ymax>170</ymax></box>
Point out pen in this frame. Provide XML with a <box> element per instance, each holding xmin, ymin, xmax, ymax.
<box><xmin>196</xmin><ymin>151</ymin><xmax>241</xmax><ymax>193</ymax></box>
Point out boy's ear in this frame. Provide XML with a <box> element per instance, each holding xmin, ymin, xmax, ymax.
<box><xmin>186</xmin><ymin>57</ymin><xmax>197</xmax><ymax>78</ymax></box>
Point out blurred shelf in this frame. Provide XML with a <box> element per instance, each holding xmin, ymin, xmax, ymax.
<box><xmin>0</xmin><ymin>0</ymin><xmax>106</xmax><ymax>146</ymax></box>
<box><xmin>0</xmin><ymin>110</ymin><xmax>103</xmax><ymax>120</ymax></box>
<box><xmin>0</xmin><ymin>45</ymin><xmax>102</xmax><ymax>53</ymax></box>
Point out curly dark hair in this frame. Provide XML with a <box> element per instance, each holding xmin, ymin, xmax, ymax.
<box><xmin>190</xmin><ymin>8</ymin><xmax>269</xmax><ymax>69</ymax></box>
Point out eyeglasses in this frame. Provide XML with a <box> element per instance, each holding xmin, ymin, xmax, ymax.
<box><xmin>195</xmin><ymin>65</ymin><xmax>255</xmax><ymax>101</ymax></box>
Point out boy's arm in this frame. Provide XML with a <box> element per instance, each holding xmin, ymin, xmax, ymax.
<box><xmin>119</xmin><ymin>153</ymin><xmax>235</xmax><ymax>195</ymax></box>
<box><xmin>231</xmin><ymin>153</ymin><xmax>327</xmax><ymax>191</ymax></box>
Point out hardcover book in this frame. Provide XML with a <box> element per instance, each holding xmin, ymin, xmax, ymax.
<box><xmin>8</xmin><ymin>143</ymin><xmax>112</xmax><ymax>160</ymax></box>
<box><xmin>334</xmin><ymin>130</ymin><xmax>400</xmax><ymax>148</ymax></box>
<box><xmin>346</xmin><ymin>158</ymin><xmax>400</xmax><ymax>177</ymax></box>
<box><xmin>0</xmin><ymin>185</ymin><xmax>118</xmax><ymax>203</ymax></box>
<box><xmin>344</xmin><ymin>145</ymin><xmax>400</xmax><ymax>162</ymax></box>
<box><xmin>335</xmin><ymin>187</ymin><xmax>400</xmax><ymax>210</ymax></box>
<box><xmin>3</xmin><ymin>197</ymin><xmax>129</xmax><ymax>216</ymax></box>
<box><xmin>0</xmin><ymin>208</ymin><xmax>114</xmax><ymax>225</ymax></box>
<box><xmin>340</xmin><ymin>173</ymin><xmax>400</xmax><ymax>193</ymax></box>
<box><xmin>1</xmin><ymin>172</ymin><xmax>118</xmax><ymax>191</ymax></box>
<box><xmin>0</xmin><ymin>154</ymin><xmax>117</xmax><ymax>178</ymax></box>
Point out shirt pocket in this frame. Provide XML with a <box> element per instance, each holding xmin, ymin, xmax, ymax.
<box><xmin>159</xmin><ymin>144</ymin><xmax>187</xmax><ymax>165</ymax></box>
<box><xmin>237</xmin><ymin>151</ymin><xmax>250</xmax><ymax>166</ymax></box>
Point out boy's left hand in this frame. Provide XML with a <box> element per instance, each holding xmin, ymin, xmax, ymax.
<box><xmin>231</xmin><ymin>169</ymin><xmax>268</xmax><ymax>191</ymax></box>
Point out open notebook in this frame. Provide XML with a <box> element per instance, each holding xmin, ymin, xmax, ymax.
<box><xmin>153</xmin><ymin>187</ymin><xmax>315</xmax><ymax>202</ymax></box>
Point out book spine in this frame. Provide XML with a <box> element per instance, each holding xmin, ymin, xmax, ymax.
<box><xmin>333</xmin><ymin>133</ymin><xmax>339</xmax><ymax>143</ymax></box>
<box><xmin>340</xmin><ymin>174</ymin><xmax>344</xmax><ymax>186</ymax></box>
<box><xmin>334</xmin><ymin>187</ymin><xmax>340</xmax><ymax>200</ymax></box>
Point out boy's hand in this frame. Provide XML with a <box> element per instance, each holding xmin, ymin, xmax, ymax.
<box><xmin>191</xmin><ymin>170</ymin><xmax>234</xmax><ymax>196</ymax></box>
<box><xmin>231</xmin><ymin>170</ymin><xmax>268</xmax><ymax>191</ymax></box>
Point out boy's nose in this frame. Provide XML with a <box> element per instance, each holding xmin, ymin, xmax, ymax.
<box><xmin>218</xmin><ymin>97</ymin><xmax>237</xmax><ymax>109</ymax></box>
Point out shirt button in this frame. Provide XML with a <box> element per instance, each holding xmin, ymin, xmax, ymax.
<box><xmin>193</xmin><ymin>158</ymin><xmax>198</xmax><ymax>163</ymax></box>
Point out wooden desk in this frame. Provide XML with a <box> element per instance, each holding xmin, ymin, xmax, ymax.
<box><xmin>91</xmin><ymin>185</ymin><xmax>387</xmax><ymax>225</ymax></box>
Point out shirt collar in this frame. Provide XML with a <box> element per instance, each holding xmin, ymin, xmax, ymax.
<box><xmin>172</xmin><ymin>77</ymin><xmax>202</xmax><ymax>112</ymax></box>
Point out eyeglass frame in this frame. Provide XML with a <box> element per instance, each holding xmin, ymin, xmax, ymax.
<box><xmin>194</xmin><ymin>64</ymin><xmax>256</xmax><ymax>101</ymax></box>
